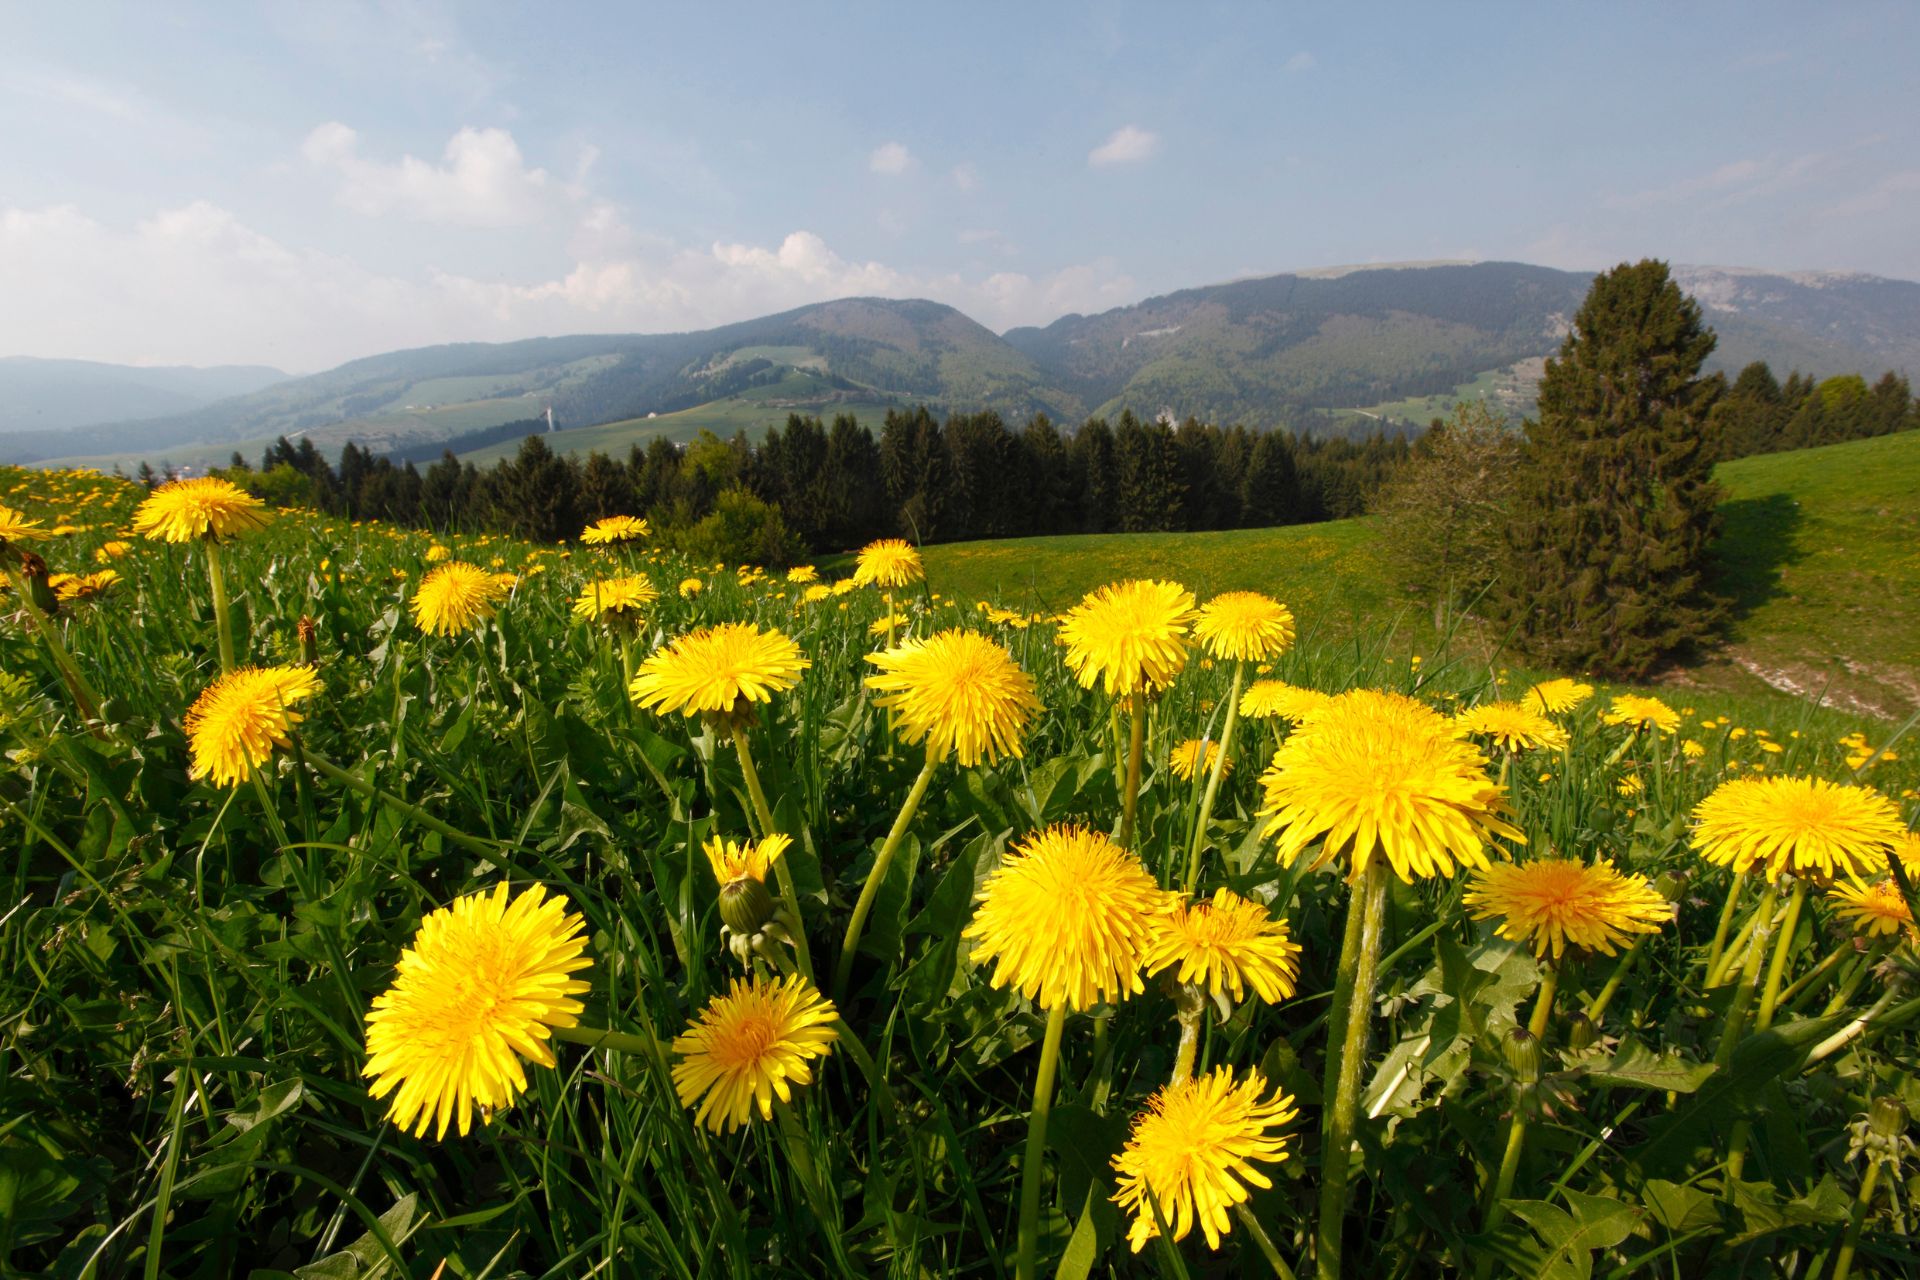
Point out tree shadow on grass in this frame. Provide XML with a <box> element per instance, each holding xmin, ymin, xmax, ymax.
<box><xmin>1709</xmin><ymin>492</ymin><xmax>1805</xmax><ymax>631</ymax></box>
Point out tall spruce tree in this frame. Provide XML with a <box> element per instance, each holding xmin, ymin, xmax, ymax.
<box><xmin>1495</xmin><ymin>259</ymin><xmax>1725</xmax><ymax>678</ymax></box>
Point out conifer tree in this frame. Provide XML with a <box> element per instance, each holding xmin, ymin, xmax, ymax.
<box><xmin>1495</xmin><ymin>260</ymin><xmax>1725</xmax><ymax>677</ymax></box>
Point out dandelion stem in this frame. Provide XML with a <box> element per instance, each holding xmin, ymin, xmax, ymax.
<box><xmin>1754</xmin><ymin>879</ymin><xmax>1808</xmax><ymax>1032</ymax></box>
<box><xmin>1315</xmin><ymin>858</ymin><xmax>1390</xmax><ymax>1280</ymax></box>
<box><xmin>732</xmin><ymin>724</ymin><xmax>814</xmax><ymax>982</ymax></box>
<box><xmin>1780</xmin><ymin>940</ymin><xmax>1862</xmax><ymax>1012</ymax></box>
<box><xmin>551</xmin><ymin>1021</ymin><xmax>665</xmax><ymax>1060</ymax></box>
<box><xmin>1015</xmin><ymin>1000</ymin><xmax>1069</xmax><ymax>1280</ymax></box>
<box><xmin>1119</xmin><ymin>694</ymin><xmax>1146</xmax><ymax>851</ymax></box>
<box><xmin>1832</xmin><ymin>1156</ymin><xmax>1883</xmax><ymax>1280</ymax></box>
<box><xmin>835</xmin><ymin>751</ymin><xmax>938</xmax><ymax>1001</ymax></box>
<box><xmin>1171</xmin><ymin>1011</ymin><xmax>1202</xmax><ymax>1085</ymax></box>
<box><xmin>2</xmin><ymin>562</ymin><xmax>104</xmax><ymax>728</ymax></box>
<box><xmin>1585</xmin><ymin>934</ymin><xmax>1646</xmax><ymax>1024</ymax></box>
<box><xmin>1703</xmin><ymin>869</ymin><xmax>1745</xmax><ymax>981</ymax></box>
<box><xmin>205</xmin><ymin>538</ymin><xmax>237</xmax><ymax>672</ymax></box>
<box><xmin>1527</xmin><ymin>961</ymin><xmax>1559</xmax><ymax>1041</ymax></box>
<box><xmin>1712</xmin><ymin>878</ymin><xmax>1778</xmax><ymax>1192</ymax></box>
<box><xmin>1185</xmin><ymin>661</ymin><xmax>1244</xmax><ymax>891</ymax></box>
<box><xmin>1234</xmin><ymin>1200</ymin><xmax>1301</xmax><ymax>1280</ymax></box>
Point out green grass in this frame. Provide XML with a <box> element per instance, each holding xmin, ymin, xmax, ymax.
<box><xmin>925</xmin><ymin>430</ymin><xmax>1920</xmax><ymax>720</ymax></box>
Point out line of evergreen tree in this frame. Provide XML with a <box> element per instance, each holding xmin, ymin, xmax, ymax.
<box><xmin>201</xmin><ymin>408</ymin><xmax>1411</xmax><ymax>564</ymax></box>
<box><xmin>1708</xmin><ymin>364</ymin><xmax>1915</xmax><ymax>460</ymax></box>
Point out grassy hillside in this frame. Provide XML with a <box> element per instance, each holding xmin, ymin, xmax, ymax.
<box><xmin>923</xmin><ymin>429</ymin><xmax>1920</xmax><ymax>718</ymax></box>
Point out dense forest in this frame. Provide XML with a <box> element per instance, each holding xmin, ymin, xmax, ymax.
<box><xmin>161</xmin><ymin>360</ymin><xmax>1915</xmax><ymax>567</ymax></box>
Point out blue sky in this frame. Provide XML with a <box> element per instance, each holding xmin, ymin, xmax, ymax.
<box><xmin>3</xmin><ymin>1</ymin><xmax>1915</xmax><ymax>371</ymax></box>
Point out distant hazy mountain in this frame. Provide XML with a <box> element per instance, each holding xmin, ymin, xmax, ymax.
<box><xmin>0</xmin><ymin>358</ymin><xmax>287</xmax><ymax>434</ymax></box>
<box><xmin>9</xmin><ymin>261</ymin><xmax>1917</xmax><ymax>469</ymax></box>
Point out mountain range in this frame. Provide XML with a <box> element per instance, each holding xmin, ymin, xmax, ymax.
<box><xmin>8</xmin><ymin>261</ymin><xmax>1918</xmax><ymax>470</ymax></box>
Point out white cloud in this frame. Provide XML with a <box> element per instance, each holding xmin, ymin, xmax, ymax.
<box><xmin>868</xmin><ymin>141</ymin><xmax>913</xmax><ymax>174</ymax></box>
<box><xmin>1284</xmin><ymin>51</ymin><xmax>1317</xmax><ymax>73</ymax></box>
<box><xmin>1820</xmin><ymin>169</ymin><xmax>1920</xmax><ymax>218</ymax></box>
<box><xmin>1088</xmin><ymin>125</ymin><xmax>1159</xmax><ymax>168</ymax></box>
<box><xmin>1607</xmin><ymin>152</ymin><xmax>1826</xmax><ymax>211</ymax></box>
<box><xmin>950</xmin><ymin>162</ymin><xmax>979</xmax><ymax>191</ymax></box>
<box><xmin>302</xmin><ymin>122</ymin><xmax>564</xmax><ymax>226</ymax></box>
<box><xmin>0</xmin><ymin>200</ymin><xmax>1137</xmax><ymax>369</ymax></box>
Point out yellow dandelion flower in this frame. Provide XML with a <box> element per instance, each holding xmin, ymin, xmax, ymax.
<box><xmin>786</xmin><ymin>565</ymin><xmax>818</xmax><ymax>583</ymax></box>
<box><xmin>1143</xmin><ymin>888</ymin><xmax>1300</xmax><ymax>1004</ymax></box>
<box><xmin>580</xmin><ymin>515</ymin><xmax>651</xmax><ymax>545</ymax></box>
<box><xmin>363</xmin><ymin>883</ymin><xmax>591</xmax><ymax>1139</ymax></box>
<box><xmin>1523</xmin><ymin>678</ymin><xmax>1594</xmax><ymax>715</ymax></box>
<box><xmin>863</xmin><ymin>628</ymin><xmax>1042</xmax><ymax>766</ymax></box>
<box><xmin>962</xmin><ymin>825</ymin><xmax>1164</xmax><ymax>1011</ymax></box>
<box><xmin>1238</xmin><ymin>679</ymin><xmax>1332</xmax><ymax>724</ymax></box>
<box><xmin>628</xmin><ymin>622</ymin><xmax>808</xmax><ymax>719</ymax></box>
<box><xmin>1169</xmin><ymin>738</ymin><xmax>1230</xmax><ymax>782</ymax></box>
<box><xmin>1112</xmin><ymin>1068</ymin><xmax>1296</xmax><ymax>1252</ymax></box>
<box><xmin>1601</xmin><ymin>694</ymin><xmax>1680</xmax><ymax>734</ymax></box>
<box><xmin>94</xmin><ymin>539</ymin><xmax>132</xmax><ymax>562</ymax></box>
<box><xmin>1058</xmin><ymin>579</ymin><xmax>1197</xmax><ymax>698</ymax></box>
<box><xmin>0</xmin><ymin>504</ymin><xmax>48</xmax><ymax>545</ymax></box>
<box><xmin>1257</xmin><ymin>689</ymin><xmax>1522</xmax><ymax>883</ymax></box>
<box><xmin>1616</xmin><ymin>774</ymin><xmax>1644</xmax><ymax>797</ymax></box>
<box><xmin>130</xmin><ymin>476</ymin><xmax>268</xmax><ymax>542</ymax></box>
<box><xmin>704</xmin><ymin>832</ymin><xmax>789</xmax><ymax>887</ymax></box>
<box><xmin>867</xmin><ymin>611</ymin><xmax>911</xmax><ymax>637</ymax></box>
<box><xmin>678</xmin><ymin>576</ymin><xmax>704</xmax><ymax>597</ymax></box>
<box><xmin>571</xmin><ymin>574</ymin><xmax>660</xmax><ymax>622</ymax></box>
<box><xmin>1891</xmin><ymin>831</ymin><xmax>1920</xmax><ymax>877</ymax></box>
<box><xmin>671</xmin><ymin>974</ymin><xmax>839</xmax><ymax>1134</ymax></box>
<box><xmin>801</xmin><ymin>583</ymin><xmax>833</xmax><ymax>604</ymax></box>
<box><xmin>1681</xmin><ymin>739</ymin><xmax>1706</xmax><ymax>759</ymax></box>
<box><xmin>1452</xmin><ymin>701</ymin><xmax>1570</xmax><ymax>753</ymax></box>
<box><xmin>1465</xmin><ymin>859</ymin><xmax>1669</xmax><ymax>959</ymax></box>
<box><xmin>411</xmin><ymin>562</ymin><xmax>507</xmax><ymax>636</ymax></box>
<box><xmin>425</xmin><ymin>543</ymin><xmax>452</xmax><ymax>563</ymax></box>
<box><xmin>183</xmin><ymin>664</ymin><xmax>321</xmax><ymax>787</ymax></box>
<box><xmin>852</xmin><ymin>538</ymin><xmax>924</xmax><ymax>589</ymax></box>
<box><xmin>49</xmin><ymin>569</ymin><xmax>119</xmax><ymax>602</ymax></box>
<box><xmin>1191</xmin><ymin>591</ymin><xmax>1295</xmax><ymax>663</ymax></box>
<box><xmin>1692</xmin><ymin>776</ymin><xmax>1905</xmax><ymax>882</ymax></box>
<box><xmin>1827</xmin><ymin>879</ymin><xmax>1915</xmax><ymax>940</ymax></box>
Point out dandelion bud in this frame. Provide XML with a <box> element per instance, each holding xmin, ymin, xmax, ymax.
<box><xmin>1653</xmin><ymin>870</ymin><xmax>1687</xmax><ymax>903</ymax></box>
<box><xmin>297</xmin><ymin>615</ymin><xmax>319</xmax><ymax>665</ymax></box>
<box><xmin>719</xmin><ymin>875</ymin><xmax>776</xmax><ymax>936</ymax></box>
<box><xmin>1504</xmin><ymin>1028</ymin><xmax>1541</xmax><ymax>1085</ymax></box>
<box><xmin>1567</xmin><ymin>1012</ymin><xmax>1599</xmax><ymax>1051</ymax></box>
<box><xmin>1870</xmin><ymin>1096</ymin><xmax>1909</xmax><ymax>1141</ymax></box>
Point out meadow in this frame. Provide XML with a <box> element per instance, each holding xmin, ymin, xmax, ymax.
<box><xmin>2</xmin><ymin>462</ymin><xmax>1917</xmax><ymax>1279</ymax></box>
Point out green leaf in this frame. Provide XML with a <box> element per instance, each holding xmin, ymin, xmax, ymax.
<box><xmin>1641</xmin><ymin>1179</ymin><xmax>1717</xmax><ymax>1234</ymax></box>
<box><xmin>1583</xmin><ymin>1039</ymin><xmax>1715</xmax><ymax>1093</ymax></box>
<box><xmin>1055</xmin><ymin>1186</ymin><xmax>1101</xmax><ymax>1280</ymax></box>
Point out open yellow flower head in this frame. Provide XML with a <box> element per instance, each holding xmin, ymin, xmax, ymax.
<box><xmin>0</xmin><ymin>503</ymin><xmax>48</xmax><ymax>546</ymax></box>
<box><xmin>628</xmin><ymin>621</ymin><xmax>809</xmax><ymax>720</ymax></box>
<box><xmin>786</xmin><ymin>564</ymin><xmax>819</xmax><ymax>583</ymax></box>
<box><xmin>671</xmin><ymin>974</ymin><xmax>838</xmax><ymax>1134</ymax></box>
<box><xmin>50</xmin><ymin>569</ymin><xmax>119</xmax><ymax>602</ymax></box>
<box><xmin>1691</xmin><ymin>776</ymin><xmax>1905</xmax><ymax>882</ymax></box>
<box><xmin>1523</xmin><ymin>678</ymin><xmax>1594</xmax><ymax>715</ymax></box>
<box><xmin>580</xmin><ymin>515</ymin><xmax>650</xmax><ymax>545</ymax></box>
<box><xmin>864</xmin><ymin>628</ymin><xmax>1042</xmax><ymax>767</ymax></box>
<box><xmin>852</xmin><ymin>538</ymin><xmax>924</xmax><ymax>589</ymax></box>
<box><xmin>571</xmin><ymin>574</ymin><xmax>659</xmax><ymax>621</ymax></box>
<box><xmin>1601</xmin><ymin>694</ymin><xmax>1680</xmax><ymax>734</ymax></box>
<box><xmin>1239</xmin><ymin>679</ymin><xmax>1332</xmax><ymax>724</ymax></box>
<box><xmin>867</xmin><ymin>611</ymin><xmax>911</xmax><ymax>637</ymax></box>
<box><xmin>704</xmin><ymin>832</ymin><xmax>790</xmax><ymax>888</ymax></box>
<box><xmin>184</xmin><ymin>665</ymin><xmax>321</xmax><ymax>787</ymax></box>
<box><xmin>411</xmin><ymin>562</ymin><xmax>507</xmax><ymax>636</ymax></box>
<box><xmin>363</xmin><ymin>883</ymin><xmax>591</xmax><ymax>1139</ymax></box>
<box><xmin>1452</xmin><ymin>701</ymin><xmax>1570</xmax><ymax>753</ymax></box>
<box><xmin>1827</xmin><ymin>879</ymin><xmax>1915</xmax><ymax>940</ymax></box>
<box><xmin>1112</xmin><ymin>1067</ymin><xmax>1296</xmax><ymax>1252</ymax></box>
<box><xmin>130</xmin><ymin>476</ymin><xmax>268</xmax><ymax>543</ymax></box>
<box><xmin>678</xmin><ymin>576</ymin><xmax>704</xmax><ymax>597</ymax></box>
<box><xmin>1257</xmin><ymin>689</ymin><xmax>1522</xmax><ymax>883</ymax></box>
<box><xmin>1192</xmin><ymin>591</ymin><xmax>1294</xmax><ymax>663</ymax></box>
<box><xmin>95</xmin><ymin>539</ymin><xmax>132</xmax><ymax>562</ymax></box>
<box><xmin>1144</xmin><ymin>888</ymin><xmax>1301</xmax><ymax>1004</ymax></box>
<box><xmin>1058</xmin><ymin>579</ymin><xmax>1197</xmax><ymax>699</ymax></box>
<box><xmin>1893</xmin><ymin>831</ymin><xmax>1920</xmax><ymax>878</ymax></box>
<box><xmin>1169</xmin><ymin>738</ymin><xmax>1230</xmax><ymax>782</ymax></box>
<box><xmin>1465</xmin><ymin>859</ymin><xmax>1669</xmax><ymax>959</ymax></box>
<box><xmin>963</xmin><ymin>825</ymin><xmax>1163</xmax><ymax>1011</ymax></box>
